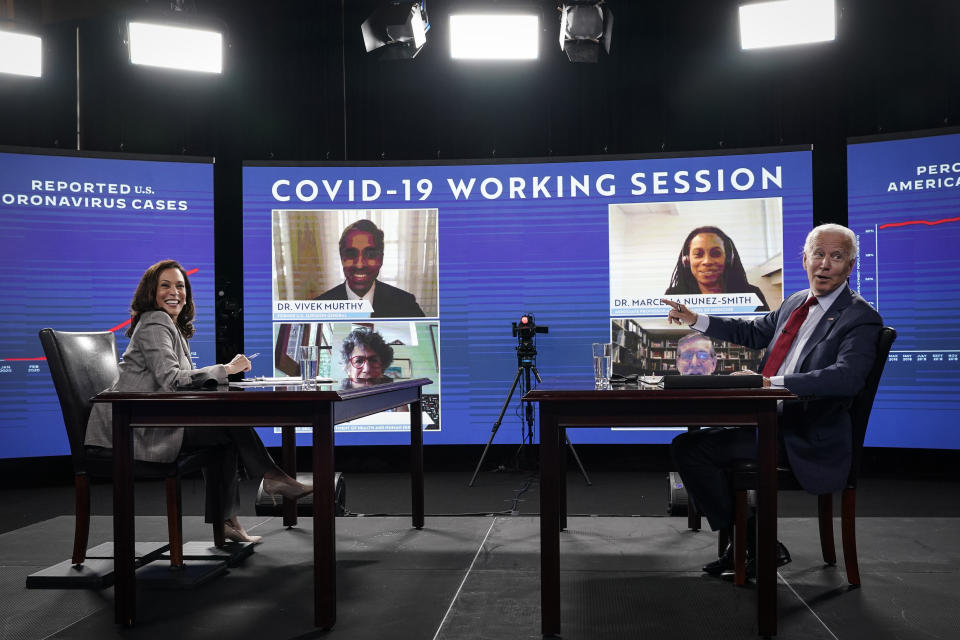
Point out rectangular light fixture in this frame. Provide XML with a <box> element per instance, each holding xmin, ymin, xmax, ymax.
<box><xmin>449</xmin><ymin>14</ymin><xmax>539</xmax><ymax>60</ymax></box>
<box><xmin>128</xmin><ymin>21</ymin><xmax>223</xmax><ymax>73</ymax></box>
<box><xmin>0</xmin><ymin>29</ymin><xmax>42</xmax><ymax>77</ymax></box>
<box><xmin>739</xmin><ymin>0</ymin><xmax>835</xmax><ymax>50</ymax></box>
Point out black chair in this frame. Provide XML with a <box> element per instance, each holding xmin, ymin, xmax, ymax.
<box><xmin>729</xmin><ymin>326</ymin><xmax>897</xmax><ymax>585</ymax></box>
<box><xmin>39</xmin><ymin>328</ymin><xmax>224</xmax><ymax>570</ymax></box>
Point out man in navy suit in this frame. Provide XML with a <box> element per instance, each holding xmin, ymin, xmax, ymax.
<box><xmin>663</xmin><ymin>223</ymin><xmax>883</xmax><ymax>578</ymax></box>
<box><xmin>315</xmin><ymin>219</ymin><xmax>425</xmax><ymax>318</ymax></box>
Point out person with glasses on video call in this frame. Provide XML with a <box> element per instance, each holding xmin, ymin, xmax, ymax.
<box><xmin>315</xmin><ymin>219</ymin><xmax>426</xmax><ymax>318</ymax></box>
<box><xmin>675</xmin><ymin>333</ymin><xmax>718</xmax><ymax>376</ymax></box>
<box><xmin>340</xmin><ymin>327</ymin><xmax>394</xmax><ymax>384</ymax></box>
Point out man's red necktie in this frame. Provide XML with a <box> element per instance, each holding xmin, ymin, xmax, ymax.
<box><xmin>760</xmin><ymin>296</ymin><xmax>819</xmax><ymax>377</ymax></box>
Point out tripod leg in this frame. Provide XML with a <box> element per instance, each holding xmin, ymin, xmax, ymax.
<box><xmin>531</xmin><ymin>366</ymin><xmax>543</xmax><ymax>385</ymax></box>
<box><xmin>469</xmin><ymin>368</ymin><xmax>523</xmax><ymax>487</ymax></box>
<box><xmin>565</xmin><ymin>434</ymin><xmax>592</xmax><ymax>486</ymax></box>
<box><xmin>517</xmin><ymin>366</ymin><xmax>536</xmax><ymax>469</ymax></box>
<box><xmin>512</xmin><ymin>365</ymin><xmax>543</xmax><ymax>470</ymax></box>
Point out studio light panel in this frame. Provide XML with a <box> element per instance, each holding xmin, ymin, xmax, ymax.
<box><xmin>128</xmin><ymin>21</ymin><xmax>223</xmax><ymax>73</ymax></box>
<box><xmin>449</xmin><ymin>14</ymin><xmax>539</xmax><ymax>60</ymax></box>
<box><xmin>739</xmin><ymin>0</ymin><xmax>836</xmax><ymax>50</ymax></box>
<box><xmin>0</xmin><ymin>29</ymin><xmax>42</xmax><ymax>77</ymax></box>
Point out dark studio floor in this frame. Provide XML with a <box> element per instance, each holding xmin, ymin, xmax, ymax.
<box><xmin>1</xmin><ymin>450</ymin><xmax>959</xmax><ymax>640</ymax></box>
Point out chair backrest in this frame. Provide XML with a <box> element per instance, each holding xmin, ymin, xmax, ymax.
<box><xmin>38</xmin><ymin>329</ymin><xmax>120</xmax><ymax>472</ymax></box>
<box><xmin>847</xmin><ymin>326</ymin><xmax>897</xmax><ymax>486</ymax></box>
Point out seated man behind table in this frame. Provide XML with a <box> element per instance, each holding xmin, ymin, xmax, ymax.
<box><xmin>315</xmin><ymin>219</ymin><xmax>426</xmax><ymax>318</ymax></box>
<box><xmin>676</xmin><ymin>333</ymin><xmax>718</xmax><ymax>376</ymax></box>
<box><xmin>664</xmin><ymin>223</ymin><xmax>882</xmax><ymax>579</ymax></box>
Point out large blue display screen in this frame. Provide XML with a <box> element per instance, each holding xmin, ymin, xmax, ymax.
<box><xmin>0</xmin><ymin>149</ymin><xmax>215</xmax><ymax>459</ymax></box>
<box><xmin>243</xmin><ymin>149</ymin><xmax>813</xmax><ymax>446</ymax></box>
<box><xmin>848</xmin><ymin>131</ymin><xmax>960</xmax><ymax>449</ymax></box>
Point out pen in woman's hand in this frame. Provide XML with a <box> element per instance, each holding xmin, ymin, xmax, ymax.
<box><xmin>248</xmin><ymin>353</ymin><xmax>260</xmax><ymax>360</ymax></box>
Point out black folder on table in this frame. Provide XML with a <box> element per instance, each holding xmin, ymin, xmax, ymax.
<box><xmin>661</xmin><ymin>374</ymin><xmax>763</xmax><ymax>389</ymax></box>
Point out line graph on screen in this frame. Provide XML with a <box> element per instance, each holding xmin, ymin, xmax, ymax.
<box><xmin>0</xmin><ymin>268</ymin><xmax>200</xmax><ymax>363</ymax></box>
<box><xmin>856</xmin><ymin>214</ymin><xmax>960</xmax><ymax>362</ymax></box>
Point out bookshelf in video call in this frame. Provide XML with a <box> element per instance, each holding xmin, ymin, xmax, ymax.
<box><xmin>612</xmin><ymin>319</ymin><xmax>765</xmax><ymax>375</ymax></box>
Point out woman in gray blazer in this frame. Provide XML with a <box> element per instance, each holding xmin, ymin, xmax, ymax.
<box><xmin>85</xmin><ymin>260</ymin><xmax>311</xmax><ymax>544</ymax></box>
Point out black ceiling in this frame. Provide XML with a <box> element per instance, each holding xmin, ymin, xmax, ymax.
<box><xmin>1</xmin><ymin>0</ymin><xmax>956</xmax><ymax>161</ymax></box>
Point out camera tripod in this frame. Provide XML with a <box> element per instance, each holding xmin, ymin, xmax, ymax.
<box><xmin>469</xmin><ymin>354</ymin><xmax>591</xmax><ymax>487</ymax></box>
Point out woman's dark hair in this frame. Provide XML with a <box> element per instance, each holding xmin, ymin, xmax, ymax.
<box><xmin>340</xmin><ymin>327</ymin><xmax>394</xmax><ymax>371</ymax></box>
<box><xmin>127</xmin><ymin>260</ymin><xmax>195</xmax><ymax>338</ymax></box>
<box><xmin>665</xmin><ymin>226</ymin><xmax>754</xmax><ymax>296</ymax></box>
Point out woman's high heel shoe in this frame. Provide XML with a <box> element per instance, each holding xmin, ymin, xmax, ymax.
<box><xmin>223</xmin><ymin>521</ymin><xmax>262</xmax><ymax>544</ymax></box>
<box><xmin>262</xmin><ymin>476</ymin><xmax>313</xmax><ymax>504</ymax></box>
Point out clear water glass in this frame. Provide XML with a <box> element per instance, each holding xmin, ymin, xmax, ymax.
<box><xmin>299</xmin><ymin>345</ymin><xmax>319</xmax><ymax>387</ymax></box>
<box><xmin>592</xmin><ymin>342</ymin><xmax>612</xmax><ymax>389</ymax></box>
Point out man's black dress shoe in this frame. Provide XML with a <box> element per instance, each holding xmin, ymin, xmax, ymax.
<box><xmin>721</xmin><ymin>540</ymin><xmax>792</xmax><ymax>580</ymax></box>
<box><xmin>702</xmin><ymin>543</ymin><xmax>736</xmax><ymax>575</ymax></box>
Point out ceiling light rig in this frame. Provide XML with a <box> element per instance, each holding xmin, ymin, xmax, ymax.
<box><xmin>739</xmin><ymin>0</ymin><xmax>836</xmax><ymax>50</ymax></box>
<box><xmin>361</xmin><ymin>1</ymin><xmax>430</xmax><ymax>60</ymax></box>
<box><xmin>126</xmin><ymin>0</ymin><xmax>224</xmax><ymax>73</ymax></box>
<box><xmin>0</xmin><ymin>22</ymin><xmax>42</xmax><ymax>77</ymax></box>
<box><xmin>558</xmin><ymin>0</ymin><xmax>613</xmax><ymax>63</ymax></box>
<box><xmin>449</xmin><ymin>12</ymin><xmax>540</xmax><ymax>61</ymax></box>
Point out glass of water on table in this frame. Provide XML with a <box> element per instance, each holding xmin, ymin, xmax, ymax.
<box><xmin>592</xmin><ymin>342</ymin><xmax>612</xmax><ymax>389</ymax></box>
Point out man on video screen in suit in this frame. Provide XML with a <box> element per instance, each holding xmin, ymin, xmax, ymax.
<box><xmin>315</xmin><ymin>219</ymin><xmax>425</xmax><ymax>318</ymax></box>
<box><xmin>663</xmin><ymin>223</ymin><xmax>882</xmax><ymax>579</ymax></box>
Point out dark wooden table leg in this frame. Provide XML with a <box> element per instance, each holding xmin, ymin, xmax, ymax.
<box><xmin>410</xmin><ymin>397</ymin><xmax>424</xmax><ymax>530</ymax></box>
<box><xmin>111</xmin><ymin>403</ymin><xmax>135</xmax><ymax>627</ymax></box>
<box><xmin>687</xmin><ymin>426</ymin><xmax>702</xmax><ymax>531</ymax></box>
<box><xmin>756</xmin><ymin>404</ymin><xmax>778</xmax><ymax>636</ymax></box>
<box><xmin>560</xmin><ymin>426</ymin><xmax>568</xmax><ymax>532</ymax></box>
<box><xmin>540</xmin><ymin>404</ymin><xmax>561</xmax><ymax>637</ymax></box>
<box><xmin>282</xmin><ymin>425</ymin><xmax>297</xmax><ymax>527</ymax></box>
<box><xmin>313</xmin><ymin>404</ymin><xmax>337</xmax><ymax>629</ymax></box>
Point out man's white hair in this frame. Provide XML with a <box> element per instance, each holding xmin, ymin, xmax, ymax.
<box><xmin>803</xmin><ymin>223</ymin><xmax>858</xmax><ymax>262</ymax></box>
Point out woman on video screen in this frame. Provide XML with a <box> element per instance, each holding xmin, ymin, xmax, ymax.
<box><xmin>665</xmin><ymin>226</ymin><xmax>769</xmax><ymax>311</ymax></box>
<box><xmin>340</xmin><ymin>327</ymin><xmax>394</xmax><ymax>384</ymax></box>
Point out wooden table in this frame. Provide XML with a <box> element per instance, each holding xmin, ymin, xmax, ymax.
<box><xmin>94</xmin><ymin>377</ymin><xmax>431</xmax><ymax>629</ymax></box>
<box><xmin>525</xmin><ymin>383</ymin><xmax>795</xmax><ymax>638</ymax></box>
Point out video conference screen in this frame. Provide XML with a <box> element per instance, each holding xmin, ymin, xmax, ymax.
<box><xmin>848</xmin><ymin>130</ymin><xmax>960</xmax><ymax>449</ymax></box>
<box><xmin>0</xmin><ymin>148</ymin><xmax>216</xmax><ymax>459</ymax></box>
<box><xmin>243</xmin><ymin>148</ymin><xmax>813</xmax><ymax>446</ymax></box>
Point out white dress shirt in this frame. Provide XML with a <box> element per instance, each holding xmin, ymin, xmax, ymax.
<box><xmin>345</xmin><ymin>279</ymin><xmax>376</xmax><ymax>304</ymax></box>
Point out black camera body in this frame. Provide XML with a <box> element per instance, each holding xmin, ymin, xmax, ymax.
<box><xmin>512</xmin><ymin>313</ymin><xmax>548</xmax><ymax>366</ymax></box>
<box><xmin>512</xmin><ymin>313</ymin><xmax>548</xmax><ymax>342</ymax></box>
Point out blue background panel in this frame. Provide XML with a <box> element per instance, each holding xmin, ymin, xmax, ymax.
<box><xmin>0</xmin><ymin>150</ymin><xmax>216</xmax><ymax>459</ymax></box>
<box><xmin>244</xmin><ymin>150</ymin><xmax>814</xmax><ymax>446</ymax></box>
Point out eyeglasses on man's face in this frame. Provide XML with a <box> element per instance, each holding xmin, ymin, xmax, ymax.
<box><xmin>677</xmin><ymin>350</ymin><xmax>713</xmax><ymax>362</ymax></box>
<box><xmin>349</xmin><ymin>354</ymin><xmax>382</xmax><ymax>368</ymax></box>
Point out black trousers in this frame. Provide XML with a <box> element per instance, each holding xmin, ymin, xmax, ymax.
<box><xmin>181</xmin><ymin>427</ymin><xmax>280</xmax><ymax>523</ymax></box>
<box><xmin>671</xmin><ymin>427</ymin><xmax>786</xmax><ymax>532</ymax></box>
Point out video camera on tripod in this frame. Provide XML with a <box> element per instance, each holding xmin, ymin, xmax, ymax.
<box><xmin>512</xmin><ymin>313</ymin><xmax>548</xmax><ymax>364</ymax></box>
<box><xmin>469</xmin><ymin>313</ymin><xmax>589</xmax><ymax>486</ymax></box>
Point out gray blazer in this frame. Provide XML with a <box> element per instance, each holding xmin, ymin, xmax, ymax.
<box><xmin>84</xmin><ymin>310</ymin><xmax>227</xmax><ymax>463</ymax></box>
